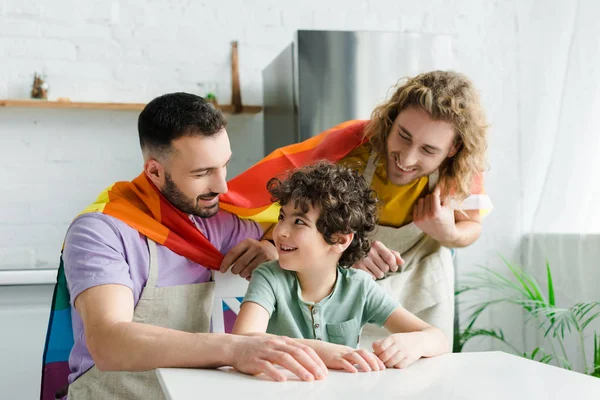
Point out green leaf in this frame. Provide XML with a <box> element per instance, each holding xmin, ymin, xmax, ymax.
<box><xmin>546</xmin><ymin>260</ymin><xmax>555</xmax><ymax>307</ymax></box>
<box><xmin>578</xmin><ymin>302</ymin><xmax>598</xmax><ymax>318</ymax></box>
<box><xmin>530</xmin><ymin>347</ymin><xmax>541</xmax><ymax>360</ymax></box>
<box><xmin>500</xmin><ymin>256</ymin><xmax>538</xmax><ymax>301</ymax></box>
<box><xmin>539</xmin><ymin>354</ymin><xmax>555</xmax><ymax>364</ymax></box>
<box><xmin>464</xmin><ymin>303</ymin><xmax>489</xmax><ymax>332</ymax></box>
<box><xmin>592</xmin><ymin>331</ymin><xmax>600</xmax><ymax>377</ymax></box>
<box><xmin>473</xmin><ymin>265</ymin><xmax>532</xmax><ymax>299</ymax></box>
<box><xmin>581</xmin><ymin>312</ymin><xmax>600</xmax><ymax>331</ymax></box>
<box><xmin>573</xmin><ymin>302</ymin><xmax>595</xmax><ymax>320</ymax></box>
<box><xmin>520</xmin><ymin>265</ymin><xmax>546</xmax><ymax>303</ymax></box>
<box><xmin>457</xmin><ymin>328</ymin><xmax>522</xmax><ymax>355</ymax></box>
<box><xmin>543</xmin><ymin>322</ymin><xmax>554</xmax><ymax>338</ymax></box>
<box><xmin>455</xmin><ymin>286</ymin><xmax>474</xmax><ymax>296</ymax></box>
<box><xmin>573</xmin><ymin>302</ymin><xmax>600</xmax><ymax>328</ymax></box>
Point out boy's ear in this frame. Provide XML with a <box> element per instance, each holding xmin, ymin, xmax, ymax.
<box><xmin>331</xmin><ymin>232</ymin><xmax>354</xmax><ymax>254</ymax></box>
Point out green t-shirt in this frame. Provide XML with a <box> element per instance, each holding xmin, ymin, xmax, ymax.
<box><xmin>242</xmin><ymin>261</ymin><xmax>400</xmax><ymax>348</ymax></box>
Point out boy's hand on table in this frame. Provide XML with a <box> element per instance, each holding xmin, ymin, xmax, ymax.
<box><xmin>372</xmin><ymin>333</ymin><xmax>423</xmax><ymax>369</ymax></box>
<box><xmin>314</xmin><ymin>341</ymin><xmax>385</xmax><ymax>373</ymax></box>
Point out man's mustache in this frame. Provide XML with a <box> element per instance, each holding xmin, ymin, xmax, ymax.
<box><xmin>197</xmin><ymin>193</ymin><xmax>219</xmax><ymax>201</ymax></box>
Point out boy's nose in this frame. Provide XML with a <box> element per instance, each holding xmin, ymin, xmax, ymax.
<box><xmin>275</xmin><ymin>224</ymin><xmax>289</xmax><ymax>239</ymax></box>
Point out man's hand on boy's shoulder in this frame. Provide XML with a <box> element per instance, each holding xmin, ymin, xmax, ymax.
<box><xmin>219</xmin><ymin>238</ymin><xmax>278</xmax><ymax>279</ymax></box>
<box><xmin>352</xmin><ymin>241</ymin><xmax>404</xmax><ymax>279</ymax></box>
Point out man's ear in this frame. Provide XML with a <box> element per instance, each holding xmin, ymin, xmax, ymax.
<box><xmin>331</xmin><ymin>232</ymin><xmax>354</xmax><ymax>255</ymax></box>
<box><xmin>447</xmin><ymin>137</ymin><xmax>462</xmax><ymax>158</ymax></box>
<box><xmin>144</xmin><ymin>159</ymin><xmax>165</xmax><ymax>187</ymax></box>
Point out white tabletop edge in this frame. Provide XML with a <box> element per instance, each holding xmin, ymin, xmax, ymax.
<box><xmin>156</xmin><ymin>368</ymin><xmax>174</xmax><ymax>400</ymax></box>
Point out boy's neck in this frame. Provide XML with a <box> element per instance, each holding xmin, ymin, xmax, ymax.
<box><xmin>296</xmin><ymin>263</ymin><xmax>338</xmax><ymax>303</ymax></box>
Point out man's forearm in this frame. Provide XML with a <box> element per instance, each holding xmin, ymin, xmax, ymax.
<box><xmin>238</xmin><ymin>333</ymin><xmax>345</xmax><ymax>359</ymax></box>
<box><xmin>438</xmin><ymin>220</ymin><xmax>481</xmax><ymax>248</ymax></box>
<box><xmin>89</xmin><ymin>322</ymin><xmax>238</xmax><ymax>372</ymax></box>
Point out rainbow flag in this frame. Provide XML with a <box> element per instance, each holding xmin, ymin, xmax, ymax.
<box><xmin>41</xmin><ymin>174</ymin><xmax>224</xmax><ymax>400</ymax></box>
<box><xmin>220</xmin><ymin>120</ymin><xmax>369</xmax><ymax>222</ymax></box>
<box><xmin>221</xmin><ymin>119</ymin><xmax>491</xmax><ymax>218</ymax></box>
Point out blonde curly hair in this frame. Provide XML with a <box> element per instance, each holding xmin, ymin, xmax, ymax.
<box><xmin>364</xmin><ymin>70</ymin><xmax>488</xmax><ymax>202</ymax></box>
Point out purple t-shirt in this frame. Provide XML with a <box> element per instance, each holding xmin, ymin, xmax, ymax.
<box><xmin>62</xmin><ymin>210</ymin><xmax>262</xmax><ymax>384</ymax></box>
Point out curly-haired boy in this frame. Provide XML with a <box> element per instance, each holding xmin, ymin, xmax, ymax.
<box><xmin>233</xmin><ymin>161</ymin><xmax>448</xmax><ymax>374</ymax></box>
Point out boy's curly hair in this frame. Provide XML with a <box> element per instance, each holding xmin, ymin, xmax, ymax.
<box><xmin>267</xmin><ymin>161</ymin><xmax>378</xmax><ymax>267</ymax></box>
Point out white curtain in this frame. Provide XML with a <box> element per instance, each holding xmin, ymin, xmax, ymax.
<box><xmin>518</xmin><ymin>0</ymin><xmax>600</xmax><ymax>370</ymax></box>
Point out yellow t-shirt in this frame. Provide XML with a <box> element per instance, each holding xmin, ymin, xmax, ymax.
<box><xmin>339</xmin><ymin>144</ymin><xmax>429</xmax><ymax>228</ymax></box>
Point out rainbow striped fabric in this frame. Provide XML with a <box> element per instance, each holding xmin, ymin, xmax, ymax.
<box><xmin>220</xmin><ymin>120</ymin><xmax>368</xmax><ymax>221</ymax></box>
<box><xmin>41</xmin><ymin>173</ymin><xmax>225</xmax><ymax>399</ymax></box>
<box><xmin>220</xmin><ymin>119</ymin><xmax>491</xmax><ymax>219</ymax></box>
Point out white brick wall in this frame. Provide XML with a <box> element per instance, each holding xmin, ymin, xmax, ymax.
<box><xmin>0</xmin><ymin>0</ymin><xmax>517</xmax><ymax>105</ymax></box>
<box><xmin>0</xmin><ymin>108</ymin><xmax>142</xmax><ymax>269</ymax></box>
<box><xmin>1</xmin><ymin>0</ymin><xmax>529</xmax><ymax>354</ymax></box>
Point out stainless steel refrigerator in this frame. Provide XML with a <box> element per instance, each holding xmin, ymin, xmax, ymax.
<box><xmin>262</xmin><ymin>30</ymin><xmax>454</xmax><ymax>155</ymax></box>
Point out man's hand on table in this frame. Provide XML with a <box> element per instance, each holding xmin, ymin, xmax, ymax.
<box><xmin>231</xmin><ymin>335</ymin><xmax>328</xmax><ymax>382</ymax></box>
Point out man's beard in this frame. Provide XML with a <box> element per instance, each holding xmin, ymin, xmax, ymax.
<box><xmin>162</xmin><ymin>172</ymin><xmax>219</xmax><ymax>218</ymax></box>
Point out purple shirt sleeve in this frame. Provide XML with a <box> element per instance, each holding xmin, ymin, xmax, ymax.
<box><xmin>220</xmin><ymin>213</ymin><xmax>263</xmax><ymax>254</ymax></box>
<box><xmin>62</xmin><ymin>213</ymin><xmax>135</xmax><ymax>305</ymax></box>
<box><xmin>196</xmin><ymin>210</ymin><xmax>264</xmax><ymax>255</ymax></box>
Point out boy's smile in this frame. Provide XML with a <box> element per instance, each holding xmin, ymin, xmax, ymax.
<box><xmin>278</xmin><ymin>243</ymin><xmax>298</xmax><ymax>252</ymax></box>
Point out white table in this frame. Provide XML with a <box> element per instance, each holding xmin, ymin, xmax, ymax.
<box><xmin>156</xmin><ymin>351</ymin><xmax>600</xmax><ymax>400</ymax></box>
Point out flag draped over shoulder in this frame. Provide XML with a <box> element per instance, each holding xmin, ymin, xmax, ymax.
<box><xmin>220</xmin><ymin>120</ymin><xmax>369</xmax><ymax>223</ymax></box>
<box><xmin>41</xmin><ymin>173</ymin><xmax>225</xmax><ymax>400</ymax></box>
<box><xmin>79</xmin><ymin>173</ymin><xmax>224</xmax><ymax>269</ymax></box>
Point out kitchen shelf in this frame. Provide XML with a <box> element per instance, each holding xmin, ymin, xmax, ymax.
<box><xmin>0</xmin><ymin>99</ymin><xmax>263</xmax><ymax>114</ymax></box>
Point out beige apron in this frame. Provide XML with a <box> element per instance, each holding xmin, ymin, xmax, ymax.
<box><xmin>359</xmin><ymin>152</ymin><xmax>454</xmax><ymax>349</ymax></box>
<box><xmin>68</xmin><ymin>238</ymin><xmax>215</xmax><ymax>400</ymax></box>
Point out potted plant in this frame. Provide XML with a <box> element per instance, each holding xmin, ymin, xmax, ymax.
<box><xmin>455</xmin><ymin>257</ymin><xmax>600</xmax><ymax>377</ymax></box>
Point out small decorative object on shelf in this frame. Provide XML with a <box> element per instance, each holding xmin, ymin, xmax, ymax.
<box><xmin>231</xmin><ymin>41</ymin><xmax>242</xmax><ymax>113</ymax></box>
<box><xmin>205</xmin><ymin>93</ymin><xmax>217</xmax><ymax>106</ymax></box>
<box><xmin>197</xmin><ymin>82</ymin><xmax>218</xmax><ymax>106</ymax></box>
<box><xmin>31</xmin><ymin>73</ymin><xmax>49</xmax><ymax>100</ymax></box>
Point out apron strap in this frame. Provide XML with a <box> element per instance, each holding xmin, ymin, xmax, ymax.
<box><xmin>364</xmin><ymin>150</ymin><xmax>439</xmax><ymax>190</ymax></box>
<box><xmin>363</xmin><ymin>151</ymin><xmax>378</xmax><ymax>186</ymax></box>
<box><xmin>428</xmin><ymin>170</ymin><xmax>439</xmax><ymax>191</ymax></box>
<box><xmin>146</xmin><ymin>237</ymin><xmax>160</xmax><ymax>288</ymax></box>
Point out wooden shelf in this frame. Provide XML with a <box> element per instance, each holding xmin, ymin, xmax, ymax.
<box><xmin>0</xmin><ymin>99</ymin><xmax>145</xmax><ymax>111</ymax></box>
<box><xmin>0</xmin><ymin>99</ymin><xmax>262</xmax><ymax>114</ymax></box>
